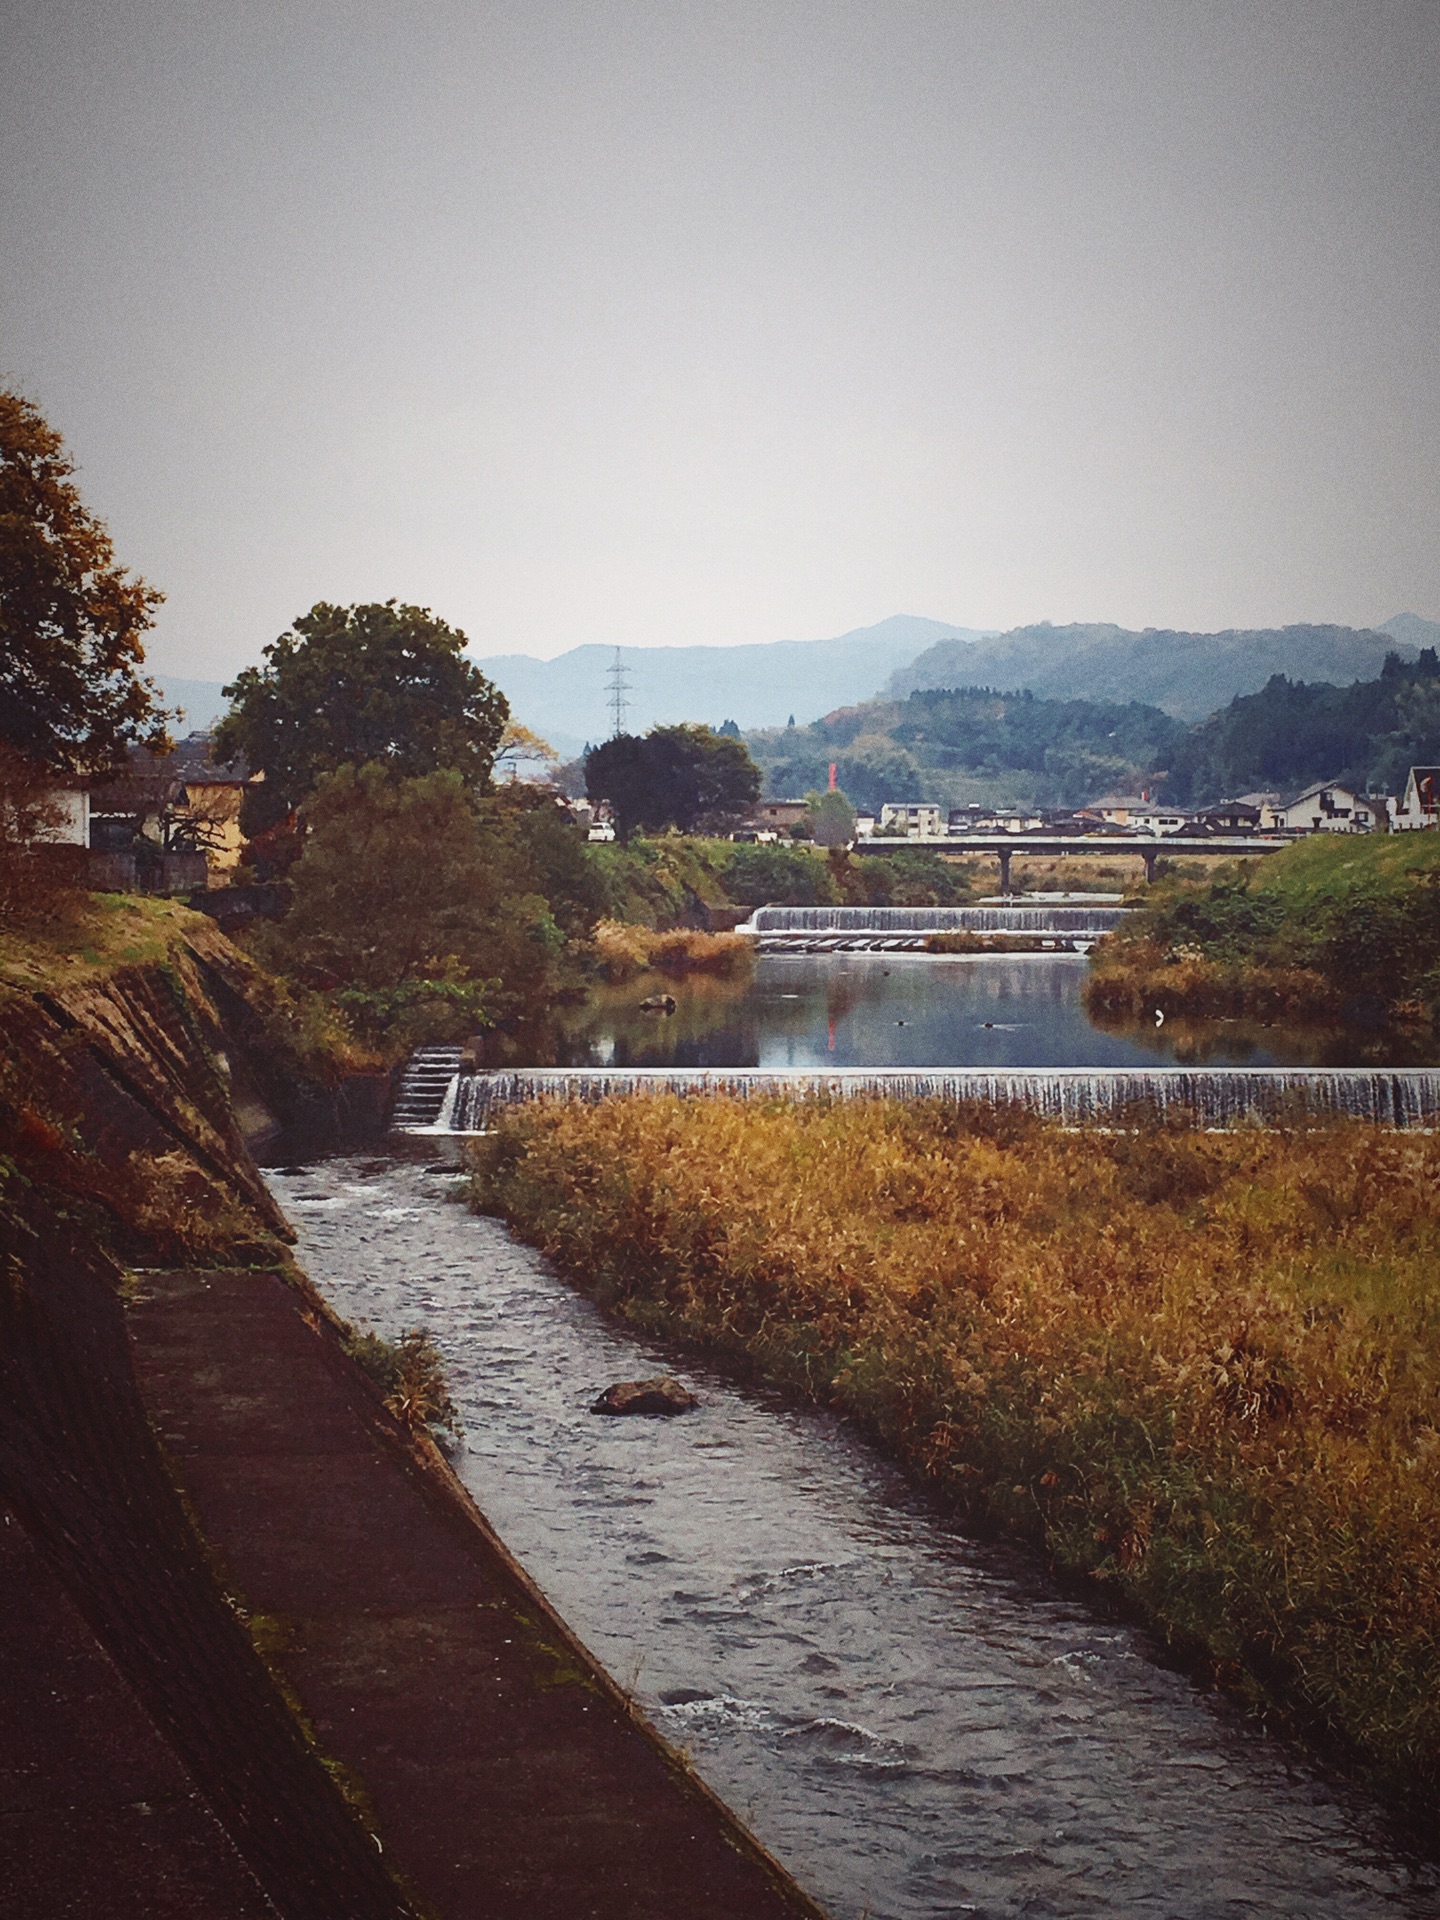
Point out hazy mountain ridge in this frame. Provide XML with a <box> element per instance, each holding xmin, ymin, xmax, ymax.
<box><xmin>887</xmin><ymin>622</ymin><xmax>1419</xmax><ymax>720</ymax></box>
<box><xmin>474</xmin><ymin>616</ymin><xmax>994</xmax><ymax>757</ymax></box>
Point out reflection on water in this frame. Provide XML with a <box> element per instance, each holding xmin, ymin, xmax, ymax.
<box><xmin>273</xmin><ymin>1156</ymin><xmax>1439</xmax><ymax>1920</ymax></box>
<box><xmin>550</xmin><ymin>955</ymin><xmax>1439</xmax><ymax>1071</ymax></box>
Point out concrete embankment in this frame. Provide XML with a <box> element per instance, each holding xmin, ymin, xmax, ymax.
<box><xmin>0</xmin><ymin>908</ymin><xmax>825</xmax><ymax>1918</ymax></box>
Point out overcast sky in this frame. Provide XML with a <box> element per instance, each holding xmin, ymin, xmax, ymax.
<box><xmin>3</xmin><ymin>1</ymin><xmax>1437</xmax><ymax>679</ymax></box>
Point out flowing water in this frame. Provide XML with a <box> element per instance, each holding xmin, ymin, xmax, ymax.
<box><xmin>270</xmin><ymin>1154</ymin><xmax>1439</xmax><ymax>1920</ymax></box>
<box><xmin>744</xmin><ymin>905</ymin><xmax>1129</xmax><ymax>935</ymax></box>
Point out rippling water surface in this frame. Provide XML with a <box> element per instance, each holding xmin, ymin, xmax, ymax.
<box><xmin>271</xmin><ymin>1156</ymin><xmax>1438</xmax><ymax>1920</ymax></box>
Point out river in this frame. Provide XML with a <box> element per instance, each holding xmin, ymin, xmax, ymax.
<box><xmin>549</xmin><ymin>953</ymin><xmax>1440</xmax><ymax>1072</ymax></box>
<box><xmin>270</xmin><ymin>1153</ymin><xmax>1439</xmax><ymax>1920</ymax></box>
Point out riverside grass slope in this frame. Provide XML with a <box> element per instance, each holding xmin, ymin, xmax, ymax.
<box><xmin>1086</xmin><ymin>831</ymin><xmax>1440</xmax><ymax>1025</ymax></box>
<box><xmin>469</xmin><ymin>1093</ymin><xmax>1440</xmax><ymax>1830</ymax></box>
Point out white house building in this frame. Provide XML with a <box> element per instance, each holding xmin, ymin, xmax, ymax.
<box><xmin>879</xmin><ymin>802</ymin><xmax>944</xmax><ymax>837</ymax></box>
<box><xmin>1275</xmin><ymin>782</ymin><xmax>1380</xmax><ymax>833</ymax></box>
<box><xmin>1393</xmin><ymin>766</ymin><xmax>1440</xmax><ymax>831</ymax></box>
<box><xmin>1088</xmin><ymin>795</ymin><xmax>1190</xmax><ymax>835</ymax></box>
<box><xmin>36</xmin><ymin>780</ymin><xmax>90</xmax><ymax>845</ymax></box>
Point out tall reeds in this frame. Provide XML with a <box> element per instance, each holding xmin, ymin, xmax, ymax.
<box><xmin>469</xmin><ymin>1093</ymin><xmax>1440</xmax><ymax>1826</ymax></box>
<box><xmin>591</xmin><ymin>918</ymin><xmax>753</xmax><ymax>982</ymax></box>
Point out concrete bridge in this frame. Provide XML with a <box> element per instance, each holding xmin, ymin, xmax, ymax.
<box><xmin>861</xmin><ymin>833</ymin><xmax>1295</xmax><ymax>891</ymax></box>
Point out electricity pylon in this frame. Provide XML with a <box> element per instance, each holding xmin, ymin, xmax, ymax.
<box><xmin>606</xmin><ymin>647</ymin><xmax>632</xmax><ymax>737</ymax></box>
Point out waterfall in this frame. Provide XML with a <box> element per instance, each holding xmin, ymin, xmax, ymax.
<box><xmin>426</xmin><ymin>1066</ymin><xmax>1440</xmax><ymax>1133</ymax></box>
<box><xmin>744</xmin><ymin>905</ymin><xmax>1128</xmax><ymax>935</ymax></box>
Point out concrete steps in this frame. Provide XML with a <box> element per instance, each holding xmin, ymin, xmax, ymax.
<box><xmin>389</xmin><ymin>1047</ymin><xmax>463</xmax><ymax>1130</ymax></box>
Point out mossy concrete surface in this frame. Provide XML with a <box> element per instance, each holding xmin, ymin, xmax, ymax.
<box><xmin>126</xmin><ymin>1265</ymin><xmax>826</xmax><ymax>1920</ymax></box>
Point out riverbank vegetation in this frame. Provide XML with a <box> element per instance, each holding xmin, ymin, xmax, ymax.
<box><xmin>469</xmin><ymin>1092</ymin><xmax>1440</xmax><ymax>1826</ymax></box>
<box><xmin>591</xmin><ymin>919</ymin><xmax>752</xmax><ymax>982</ymax></box>
<box><xmin>1086</xmin><ymin>833</ymin><xmax>1440</xmax><ymax>1029</ymax></box>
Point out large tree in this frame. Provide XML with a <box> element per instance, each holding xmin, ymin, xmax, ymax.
<box><xmin>585</xmin><ymin>724</ymin><xmax>762</xmax><ymax>840</ymax></box>
<box><xmin>259</xmin><ymin>763</ymin><xmax>603</xmax><ymax>1044</ymax></box>
<box><xmin>0</xmin><ymin>386</ymin><xmax>168</xmax><ymax>771</ymax></box>
<box><xmin>214</xmin><ymin>600</ymin><xmax>509</xmax><ymax>830</ymax></box>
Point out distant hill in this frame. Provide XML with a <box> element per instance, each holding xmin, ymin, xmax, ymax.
<box><xmin>1379</xmin><ymin>612</ymin><xmax>1440</xmax><ymax>652</ymax></box>
<box><xmin>1161</xmin><ymin>648</ymin><xmax>1440</xmax><ymax>806</ymax></box>
<box><xmin>746</xmin><ymin>647</ymin><xmax>1440</xmax><ymax>816</ymax></box>
<box><xmin>887</xmin><ymin>623</ymin><xmax>1416</xmax><ymax>721</ymax></box>
<box><xmin>746</xmin><ymin>686</ymin><xmax>1187</xmax><ymax>814</ymax></box>
<box><xmin>474</xmin><ymin>616</ymin><xmax>993</xmax><ymax>759</ymax></box>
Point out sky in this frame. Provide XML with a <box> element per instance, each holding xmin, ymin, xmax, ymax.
<box><xmin>3</xmin><ymin>0</ymin><xmax>1438</xmax><ymax>681</ymax></box>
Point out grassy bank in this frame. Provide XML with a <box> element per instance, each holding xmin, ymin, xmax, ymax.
<box><xmin>1086</xmin><ymin>833</ymin><xmax>1440</xmax><ymax>1026</ymax></box>
<box><xmin>469</xmin><ymin>1093</ymin><xmax>1440</xmax><ymax>1827</ymax></box>
<box><xmin>591</xmin><ymin>918</ymin><xmax>753</xmax><ymax>982</ymax></box>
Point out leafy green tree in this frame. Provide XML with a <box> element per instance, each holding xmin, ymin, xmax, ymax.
<box><xmin>807</xmin><ymin>787</ymin><xmax>857</xmax><ymax>848</ymax></box>
<box><xmin>0</xmin><ymin>386</ymin><xmax>169</xmax><ymax>771</ymax></box>
<box><xmin>719</xmin><ymin>844</ymin><xmax>840</xmax><ymax>908</ymax></box>
<box><xmin>835</xmin><ymin>846</ymin><xmax>975</xmax><ymax>907</ymax></box>
<box><xmin>260</xmin><ymin>763</ymin><xmax>595</xmax><ymax>1045</ymax></box>
<box><xmin>215</xmin><ymin>601</ymin><xmax>509</xmax><ymax>830</ymax></box>
<box><xmin>585</xmin><ymin>724</ymin><xmax>761</xmax><ymax>839</ymax></box>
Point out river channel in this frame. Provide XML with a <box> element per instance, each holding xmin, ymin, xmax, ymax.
<box><xmin>550</xmin><ymin>952</ymin><xmax>1440</xmax><ymax>1071</ymax></box>
<box><xmin>271</xmin><ymin>1154</ymin><xmax>1439</xmax><ymax>1920</ymax></box>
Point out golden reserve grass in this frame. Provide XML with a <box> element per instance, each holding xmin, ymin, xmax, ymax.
<box><xmin>469</xmin><ymin>1095</ymin><xmax>1440</xmax><ymax>1824</ymax></box>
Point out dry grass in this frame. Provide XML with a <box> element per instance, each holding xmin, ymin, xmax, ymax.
<box><xmin>591</xmin><ymin>918</ymin><xmax>754</xmax><ymax>982</ymax></box>
<box><xmin>1083</xmin><ymin>940</ymin><xmax>1344</xmax><ymax>1022</ymax></box>
<box><xmin>469</xmin><ymin>1093</ymin><xmax>1440</xmax><ymax>1825</ymax></box>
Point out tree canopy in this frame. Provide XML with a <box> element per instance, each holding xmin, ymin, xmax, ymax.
<box><xmin>585</xmin><ymin>724</ymin><xmax>762</xmax><ymax>840</ymax></box>
<box><xmin>806</xmin><ymin>787</ymin><xmax>857</xmax><ymax>847</ymax></box>
<box><xmin>214</xmin><ymin>601</ymin><xmax>509</xmax><ymax>828</ymax></box>
<box><xmin>259</xmin><ymin>763</ymin><xmax>604</xmax><ymax>1046</ymax></box>
<box><xmin>0</xmin><ymin>386</ymin><xmax>168</xmax><ymax>771</ymax></box>
<box><xmin>1160</xmin><ymin>651</ymin><xmax>1440</xmax><ymax>805</ymax></box>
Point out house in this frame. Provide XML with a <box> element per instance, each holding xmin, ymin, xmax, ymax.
<box><xmin>33</xmin><ymin>778</ymin><xmax>90</xmax><ymax>846</ymax></box>
<box><xmin>1275</xmin><ymin>781</ymin><xmax>1380</xmax><ymax>834</ymax></box>
<box><xmin>1195</xmin><ymin>799</ymin><xmax>1261</xmax><ymax>834</ymax></box>
<box><xmin>752</xmin><ymin>798</ymin><xmax>810</xmax><ymax>835</ymax></box>
<box><xmin>1234</xmin><ymin>791</ymin><xmax>1286</xmax><ymax>831</ymax></box>
<box><xmin>1088</xmin><ymin>795</ymin><xmax>1190</xmax><ymax>835</ymax></box>
<box><xmin>87</xmin><ymin>734</ymin><xmax>259</xmax><ymax>884</ymax></box>
<box><xmin>879</xmin><ymin>802</ymin><xmax>943</xmax><ymax>837</ymax></box>
<box><xmin>1393</xmin><ymin>766</ymin><xmax>1440</xmax><ymax>831</ymax></box>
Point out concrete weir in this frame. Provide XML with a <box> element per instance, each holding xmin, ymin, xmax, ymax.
<box><xmin>396</xmin><ymin>1064</ymin><xmax>1440</xmax><ymax>1132</ymax></box>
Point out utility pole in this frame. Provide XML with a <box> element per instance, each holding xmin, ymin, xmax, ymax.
<box><xmin>606</xmin><ymin>647</ymin><xmax>632</xmax><ymax>737</ymax></box>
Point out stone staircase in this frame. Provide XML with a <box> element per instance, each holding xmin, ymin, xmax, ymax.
<box><xmin>389</xmin><ymin>1046</ymin><xmax>464</xmax><ymax>1130</ymax></box>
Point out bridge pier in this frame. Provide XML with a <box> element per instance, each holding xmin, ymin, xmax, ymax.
<box><xmin>997</xmin><ymin>848</ymin><xmax>1012</xmax><ymax>896</ymax></box>
<box><xmin>1142</xmin><ymin>846</ymin><xmax>1157</xmax><ymax>884</ymax></box>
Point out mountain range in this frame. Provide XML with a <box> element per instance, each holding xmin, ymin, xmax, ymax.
<box><xmin>885</xmin><ymin>619</ymin><xmax>1431</xmax><ymax>721</ymax></box>
<box><xmin>156</xmin><ymin>611</ymin><xmax>1440</xmax><ymax>763</ymax></box>
<box><xmin>473</xmin><ymin>616</ymin><xmax>991</xmax><ymax>760</ymax></box>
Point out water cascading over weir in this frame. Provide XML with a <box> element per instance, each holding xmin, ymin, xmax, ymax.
<box><xmin>741</xmin><ymin>903</ymin><xmax>1128</xmax><ymax>951</ymax></box>
<box><xmin>393</xmin><ymin>1059</ymin><xmax>1440</xmax><ymax>1133</ymax></box>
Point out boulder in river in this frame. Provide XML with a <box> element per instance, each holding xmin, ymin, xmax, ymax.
<box><xmin>591</xmin><ymin>1376</ymin><xmax>699</xmax><ymax>1417</ymax></box>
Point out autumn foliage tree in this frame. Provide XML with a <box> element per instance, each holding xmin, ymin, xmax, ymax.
<box><xmin>0</xmin><ymin>386</ymin><xmax>169</xmax><ymax>772</ymax></box>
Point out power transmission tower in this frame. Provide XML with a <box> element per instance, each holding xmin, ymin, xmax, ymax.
<box><xmin>606</xmin><ymin>647</ymin><xmax>632</xmax><ymax>737</ymax></box>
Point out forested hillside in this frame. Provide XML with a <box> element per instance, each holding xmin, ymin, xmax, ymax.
<box><xmin>889</xmin><ymin>622</ymin><xmax>1413</xmax><ymax>720</ymax></box>
<box><xmin>1160</xmin><ymin>650</ymin><xmax>1440</xmax><ymax>804</ymax></box>
<box><xmin>748</xmin><ymin>652</ymin><xmax>1440</xmax><ymax>813</ymax></box>
<box><xmin>747</xmin><ymin>686</ymin><xmax>1185</xmax><ymax>811</ymax></box>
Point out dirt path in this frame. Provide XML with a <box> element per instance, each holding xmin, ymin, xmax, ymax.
<box><xmin>126</xmin><ymin>1266</ymin><xmax>827</xmax><ymax>1920</ymax></box>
